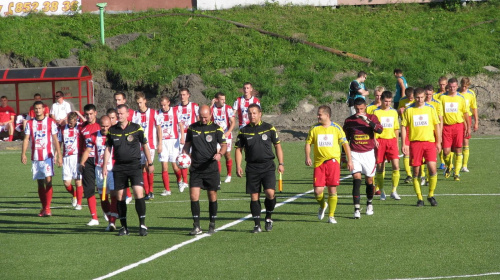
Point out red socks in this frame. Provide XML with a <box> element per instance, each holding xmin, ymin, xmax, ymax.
<box><xmin>38</xmin><ymin>185</ymin><xmax>46</xmax><ymax>210</ymax></box>
<box><xmin>8</xmin><ymin>135</ymin><xmax>13</xmax><ymax>141</ymax></box>
<box><xmin>87</xmin><ymin>195</ymin><xmax>97</xmax><ymax>220</ymax></box>
<box><xmin>226</xmin><ymin>159</ymin><xmax>233</xmax><ymax>176</ymax></box>
<box><xmin>181</xmin><ymin>168</ymin><xmax>188</xmax><ymax>183</ymax></box>
<box><xmin>148</xmin><ymin>172</ymin><xmax>154</xmax><ymax>193</ymax></box>
<box><xmin>45</xmin><ymin>185</ymin><xmax>53</xmax><ymax>210</ymax></box>
<box><xmin>126</xmin><ymin>188</ymin><xmax>132</xmax><ymax>198</ymax></box>
<box><xmin>162</xmin><ymin>171</ymin><xmax>170</xmax><ymax>191</ymax></box>
<box><xmin>142</xmin><ymin>172</ymin><xmax>149</xmax><ymax>195</ymax></box>
<box><xmin>218</xmin><ymin>161</ymin><xmax>221</xmax><ymax>172</ymax></box>
<box><xmin>174</xmin><ymin>169</ymin><xmax>182</xmax><ymax>182</ymax></box>
<box><xmin>76</xmin><ymin>186</ymin><xmax>83</xmax><ymax>205</ymax></box>
<box><xmin>65</xmin><ymin>184</ymin><xmax>74</xmax><ymax>195</ymax></box>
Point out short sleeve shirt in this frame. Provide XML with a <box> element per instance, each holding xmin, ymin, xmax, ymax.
<box><xmin>233</xmin><ymin>96</ymin><xmax>261</xmax><ymax>128</ymax></box>
<box><xmin>462</xmin><ymin>90</ymin><xmax>477</xmax><ymax>116</ymax></box>
<box><xmin>106</xmin><ymin>122</ymin><xmax>147</xmax><ymax>171</ymax></box>
<box><xmin>211</xmin><ymin>104</ymin><xmax>235</xmax><ymax>138</ymax></box>
<box><xmin>373</xmin><ymin>108</ymin><xmax>400</xmax><ymax>139</ymax></box>
<box><xmin>401</xmin><ymin>103</ymin><xmax>439</xmax><ymax>142</ymax></box>
<box><xmin>439</xmin><ymin>93</ymin><xmax>467</xmax><ymax>125</ymax></box>
<box><xmin>0</xmin><ymin>105</ymin><xmax>16</xmax><ymax>123</ymax></box>
<box><xmin>50</xmin><ymin>101</ymin><xmax>72</xmax><ymax>121</ymax></box>
<box><xmin>25</xmin><ymin>117</ymin><xmax>58</xmax><ymax>161</ymax></box>
<box><xmin>343</xmin><ymin>114</ymin><xmax>382</xmax><ymax>152</ymax></box>
<box><xmin>235</xmin><ymin>121</ymin><xmax>280</xmax><ymax>164</ymax></box>
<box><xmin>185</xmin><ymin>121</ymin><xmax>226</xmax><ymax>173</ymax></box>
<box><xmin>348</xmin><ymin>80</ymin><xmax>366</xmax><ymax>102</ymax></box>
<box><xmin>306</xmin><ymin>122</ymin><xmax>347</xmax><ymax>167</ymax></box>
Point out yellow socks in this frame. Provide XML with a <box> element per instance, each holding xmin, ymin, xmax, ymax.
<box><xmin>375</xmin><ymin>172</ymin><xmax>384</xmax><ymax>191</ymax></box>
<box><xmin>392</xmin><ymin>170</ymin><xmax>400</xmax><ymax>193</ymax></box>
<box><xmin>316</xmin><ymin>192</ymin><xmax>326</xmax><ymax>209</ymax></box>
<box><xmin>328</xmin><ymin>194</ymin><xmax>338</xmax><ymax>217</ymax></box>
<box><xmin>463</xmin><ymin>146</ymin><xmax>469</xmax><ymax>168</ymax></box>
<box><xmin>404</xmin><ymin>156</ymin><xmax>411</xmax><ymax>177</ymax></box>
<box><xmin>454</xmin><ymin>153</ymin><xmax>463</xmax><ymax>176</ymax></box>
<box><xmin>428</xmin><ymin>174</ymin><xmax>437</xmax><ymax>197</ymax></box>
<box><xmin>413</xmin><ymin>177</ymin><xmax>423</xmax><ymax>200</ymax></box>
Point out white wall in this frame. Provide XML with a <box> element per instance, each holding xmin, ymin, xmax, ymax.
<box><xmin>197</xmin><ymin>0</ymin><xmax>338</xmax><ymax>10</ymax></box>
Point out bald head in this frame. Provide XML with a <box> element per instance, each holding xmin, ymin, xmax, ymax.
<box><xmin>100</xmin><ymin>115</ymin><xmax>112</xmax><ymax>134</ymax></box>
<box><xmin>199</xmin><ymin>105</ymin><xmax>212</xmax><ymax>125</ymax></box>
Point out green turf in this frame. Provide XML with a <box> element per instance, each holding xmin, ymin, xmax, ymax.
<box><xmin>0</xmin><ymin>138</ymin><xmax>499</xmax><ymax>279</ymax></box>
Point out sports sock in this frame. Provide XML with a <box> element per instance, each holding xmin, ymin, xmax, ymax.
<box><xmin>412</xmin><ymin>177</ymin><xmax>423</xmax><ymax>200</ymax></box>
<box><xmin>126</xmin><ymin>188</ymin><xmax>132</xmax><ymax>198</ymax></box>
<box><xmin>454</xmin><ymin>153</ymin><xmax>463</xmax><ymax>176</ymax></box>
<box><xmin>264</xmin><ymin>197</ymin><xmax>276</xmax><ymax>220</ymax></box>
<box><xmin>428</xmin><ymin>174</ymin><xmax>438</xmax><ymax>197</ymax></box>
<box><xmin>110</xmin><ymin>196</ymin><xmax>118</xmax><ymax>224</ymax></box>
<box><xmin>250</xmin><ymin>200</ymin><xmax>261</xmax><ymax>226</ymax></box>
<box><xmin>352</xmin><ymin>179</ymin><xmax>361</xmax><ymax>209</ymax></box>
<box><xmin>366</xmin><ymin>183</ymin><xmax>374</xmax><ymax>202</ymax></box>
<box><xmin>226</xmin><ymin>159</ymin><xmax>233</xmax><ymax>176</ymax></box>
<box><xmin>8</xmin><ymin>135</ymin><xmax>13</xmax><ymax>141</ymax></box>
<box><xmin>375</xmin><ymin>172</ymin><xmax>384</xmax><ymax>191</ymax></box>
<box><xmin>148</xmin><ymin>172</ymin><xmax>154</xmax><ymax>193</ymax></box>
<box><xmin>217</xmin><ymin>161</ymin><xmax>221</xmax><ymax>172</ymax></box>
<box><xmin>449</xmin><ymin>152</ymin><xmax>455</xmax><ymax>169</ymax></box>
<box><xmin>191</xmin><ymin>200</ymin><xmax>201</xmax><ymax>227</ymax></box>
<box><xmin>181</xmin><ymin>168</ymin><xmax>188</xmax><ymax>183</ymax></box>
<box><xmin>174</xmin><ymin>169</ymin><xmax>182</xmax><ymax>182</ymax></box>
<box><xmin>162</xmin><ymin>171</ymin><xmax>170</xmax><ymax>191</ymax></box>
<box><xmin>462</xmin><ymin>146</ymin><xmax>470</xmax><ymax>168</ymax></box>
<box><xmin>392</xmin><ymin>170</ymin><xmax>400</xmax><ymax>192</ymax></box>
<box><xmin>142</xmin><ymin>172</ymin><xmax>149</xmax><ymax>195</ymax></box>
<box><xmin>101</xmin><ymin>194</ymin><xmax>110</xmax><ymax>215</ymax></box>
<box><xmin>444</xmin><ymin>153</ymin><xmax>452</xmax><ymax>169</ymax></box>
<box><xmin>135</xmin><ymin>198</ymin><xmax>146</xmax><ymax>226</ymax></box>
<box><xmin>209</xmin><ymin>200</ymin><xmax>218</xmax><ymax>223</ymax></box>
<box><xmin>76</xmin><ymin>186</ymin><xmax>83</xmax><ymax>205</ymax></box>
<box><xmin>65</xmin><ymin>184</ymin><xmax>74</xmax><ymax>195</ymax></box>
<box><xmin>38</xmin><ymin>185</ymin><xmax>46</xmax><ymax>210</ymax></box>
<box><xmin>328</xmin><ymin>193</ymin><xmax>338</xmax><ymax>217</ymax></box>
<box><xmin>117</xmin><ymin>200</ymin><xmax>128</xmax><ymax>228</ymax></box>
<box><xmin>87</xmin><ymin>195</ymin><xmax>98</xmax><ymax>220</ymax></box>
<box><xmin>439</xmin><ymin>150</ymin><xmax>445</xmax><ymax>166</ymax></box>
<box><xmin>404</xmin><ymin>156</ymin><xmax>411</xmax><ymax>177</ymax></box>
<box><xmin>315</xmin><ymin>192</ymin><xmax>325</xmax><ymax>208</ymax></box>
<box><xmin>421</xmin><ymin>164</ymin><xmax>426</xmax><ymax>178</ymax></box>
<box><xmin>45</xmin><ymin>184</ymin><xmax>53</xmax><ymax>210</ymax></box>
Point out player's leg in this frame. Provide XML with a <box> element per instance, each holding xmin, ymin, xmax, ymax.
<box><xmin>410</xmin><ymin>142</ymin><xmax>424</xmax><ymax>206</ymax></box>
<box><xmin>207</xmin><ymin>189</ymin><xmax>218</xmax><ymax>234</ymax></box>
<box><xmin>452</xmin><ymin>124</ymin><xmax>464</xmax><ymax>180</ymax></box>
<box><xmin>361</xmin><ymin>151</ymin><xmax>376</xmax><ymax>215</ymax></box>
<box><xmin>375</xmin><ymin>141</ymin><xmax>386</xmax><ymax>199</ymax></box>
<box><xmin>462</xmin><ymin>138</ymin><xmax>470</xmax><ymax>172</ymax></box>
<box><xmin>352</xmin><ymin>172</ymin><xmax>362</xmax><ymax>218</ymax></box>
<box><xmin>82</xmin><ymin>157</ymin><xmax>98</xmax><ymax>222</ymax></box>
<box><xmin>160</xmin><ymin>162</ymin><xmax>171</xmax><ymax>196</ymax></box>
<box><xmin>95</xmin><ymin>167</ymin><xmax>109</xmax><ymax>226</ymax></box>
<box><xmin>7</xmin><ymin>122</ymin><xmax>14</xmax><ymax>141</ymax></box>
<box><xmin>224</xmin><ymin>139</ymin><xmax>233</xmax><ymax>183</ymax></box>
<box><xmin>390</xmin><ymin>159</ymin><xmax>401</xmax><ymax>200</ymax></box>
<box><xmin>261</xmin><ymin>169</ymin><xmax>277</xmax><ymax>232</ymax></box>
<box><xmin>246</xmin><ymin>170</ymin><xmax>262</xmax><ymax>232</ymax></box>
<box><xmin>313</xmin><ymin>163</ymin><xmax>328</xmax><ymax>219</ymax></box>
<box><xmin>147</xmin><ymin>149</ymin><xmax>155</xmax><ymax>198</ymax></box>
<box><xmin>189</xmin><ymin>183</ymin><xmax>202</xmax><ymax>235</ymax></box>
<box><xmin>326</xmin><ymin>159</ymin><xmax>341</xmax><ymax>223</ymax></box>
<box><xmin>141</xmin><ymin>160</ymin><xmax>150</xmax><ymax>199</ymax></box>
<box><xmin>365</xmin><ymin>176</ymin><xmax>375</xmax><ymax>215</ymax></box>
<box><xmin>75</xmin><ymin>179</ymin><xmax>83</xmax><ymax>210</ymax></box>
<box><xmin>36</xmin><ymin>179</ymin><xmax>47</xmax><ymax>216</ymax></box>
<box><xmin>44</xmin><ymin>176</ymin><xmax>53</xmax><ymax>216</ymax></box>
<box><xmin>113</xmin><ymin>171</ymin><xmax>129</xmax><ymax>235</ymax></box>
<box><xmin>63</xmin><ymin>156</ymin><xmax>76</xmax><ymax>206</ymax></box>
<box><xmin>327</xmin><ymin>186</ymin><xmax>338</xmax><ymax>224</ymax></box>
<box><xmin>453</xmin><ymin>147</ymin><xmax>463</xmax><ymax>180</ymax></box>
<box><xmin>105</xmin><ymin>172</ymin><xmax>118</xmax><ymax>231</ymax></box>
<box><xmin>131</xmin><ymin>168</ymin><xmax>147</xmax><ymax>236</ymax></box>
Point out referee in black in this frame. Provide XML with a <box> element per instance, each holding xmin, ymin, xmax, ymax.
<box><xmin>103</xmin><ymin>104</ymin><xmax>154</xmax><ymax>236</ymax></box>
<box><xmin>235</xmin><ymin>104</ymin><xmax>284</xmax><ymax>233</ymax></box>
<box><xmin>183</xmin><ymin>105</ymin><xmax>227</xmax><ymax>235</ymax></box>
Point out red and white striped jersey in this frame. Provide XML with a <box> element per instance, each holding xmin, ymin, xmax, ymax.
<box><xmin>86</xmin><ymin>131</ymin><xmax>113</xmax><ymax>170</ymax></box>
<box><xmin>176</xmin><ymin>102</ymin><xmax>199</xmax><ymax>133</ymax></box>
<box><xmin>211</xmin><ymin>104</ymin><xmax>235</xmax><ymax>139</ymax></box>
<box><xmin>156</xmin><ymin>108</ymin><xmax>181</xmax><ymax>140</ymax></box>
<box><xmin>132</xmin><ymin>108</ymin><xmax>158</xmax><ymax>149</ymax></box>
<box><xmin>79</xmin><ymin>122</ymin><xmax>100</xmax><ymax>158</ymax></box>
<box><xmin>233</xmin><ymin>96</ymin><xmax>260</xmax><ymax>128</ymax></box>
<box><xmin>24</xmin><ymin>117</ymin><xmax>58</xmax><ymax>161</ymax></box>
<box><xmin>58</xmin><ymin>124</ymin><xmax>80</xmax><ymax>157</ymax></box>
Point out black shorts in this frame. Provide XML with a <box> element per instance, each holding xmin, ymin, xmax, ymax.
<box><xmin>189</xmin><ymin>171</ymin><xmax>220</xmax><ymax>191</ymax></box>
<box><xmin>113</xmin><ymin>168</ymin><xmax>143</xmax><ymax>190</ymax></box>
<box><xmin>82</xmin><ymin>157</ymin><xmax>96</xmax><ymax>198</ymax></box>
<box><xmin>245</xmin><ymin>168</ymin><xmax>276</xmax><ymax>194</ymax></box>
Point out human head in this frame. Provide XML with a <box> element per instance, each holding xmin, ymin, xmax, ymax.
<box><xmin>438</xmin><ymin>76</ymin><xmax>447</xmax><ymax>92</ymax></box>
<box><xmin>353</xmin><ymin>97</ymin><xmax>367</xmax><ymax>114</ymax></box>
<box><xmin>159</xmin><ymin>95</ymin><xmax>171</xmax><ymax>112</ymax></box>
<box><xmin>84</xmin><ymin>104</ymin><xmax>97</xmax><ymax>124</ymax></box>
<box><xmin>317</xmin><ymin>105</ymin><xmax>331</xmax><ymax>125</ymax></box>
<box><xmin>134</xmin><ymin>92</ymin><xmax>147</xmax><ymax>111</ymax></box>
<box><xmin>0</xmin><ymin>96</ymin><xmax>7</xmax><ymax>107</ymax></box>
<box><xmin>460</xmin><ymin>77</ymin><xmax>471</xmax><ymax>91</ymax></box>
<box><xmin>248</xmin><ymin>103</ymin><xmax>262</xmax><ymax>125</ymax></box>
<box><xmin>106</xmin><ymin>108</ymin><xmax>118</xmax><ymax>124</ymax></box>
<box><xmin>114</xmin><ymin>92</ymin><xmax>128</xmax><ymax>106</ymax></box>
<box><xmin>33</xmin><ymin>101</ymin><xmax>44</xmax><ymax>119</ymax></box>
<box><xmin>424</xmin><ymin>85</ymin><xmax>434</xmax><ymax>101</ymax></box>
<box><xmin>448</xmin><ymin>78</ymin><xmax>459</xmax><ymax>94</ymax></box>
<box><xmin>55</xmin><ymin>91</ymin><xmax>64</xmax><ymax>103</ymax></box>
<box><xmin>214</xmin><ymin>92</ymin><xmax>226</xmax><ymax>107</ymax></box>
<box><xmin>116</xmin><ymin>104</ymin><xmax>129</xmax><ymax>124</ymax></box>
<box><xmin>67</xmin><ymin>112</ymin><xmax>78</xmax><ymax>128</ymax></box>
<box><xmin>374</xmin><ymin>86</ymin><xmax>385</xmax><ymax>103</ymax></box>
<box><xmin>413</xmin><ymin>88</ymin><xmax>426</xmax><ymax>106</ymax></box>
<box><xmin>357</xmin><ymin>71</ymin><xmax>367</xmax><ymax>82</ymax></box>
<box><xmin>405</xmin><ymin>87</ymin><xmax>415</xmax><ymax>100</ymax></box>
<box><xmin>199</xmin><ymin>105</ymin><xmax>212</xmax><ymax>125</ymax></box>
<box><xmin>33</xmin><ymin>93</ymin><xmax>42</xmax><ymax>101</ymax></box>
<box><xmin>394</xmin><ymin>69</ymin><xmax>403</xmax><ymax>77</ymax></box>
<box><xmin>381</xmin><ymin>91</ymin><xmax>393</xmax><ymax>109</ymax></box>
<box><xmin>179</xmin><ymin>88</ymin><xmax>190</xmax><ymax>105</ymax></box>
<box><xmin>99</xmin><ymin>115</ymin><xmax>111</xmax><ymax>135</ymax></box>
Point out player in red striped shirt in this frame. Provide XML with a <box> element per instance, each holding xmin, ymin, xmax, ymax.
<box><xmin>176</xmin><ymin>88</ymin><xmax>199</xmax><ymax>192</ymax></box>
<box><xmin>211</xmin><ymin>92</ymin><xmax>236</xmax><ymax>183</ymax></box>
<box><xmin>133</xmin><ymin>92</ymin><xmax>160</xmax><ymax>200</ymax></box>
<box><xmin>233</xmin><ymin>83</ymin><xmax>260</xmax><ymax>129</ymax></box>
<box><xmin>0</xmin><ymin>96</ymin><xmax>16</xmax><ymax>141</ymax></box>
<box><xmin>21</xmin><ymin>101</ymin><xmax>63</xmax><ymax>217</ymax></box>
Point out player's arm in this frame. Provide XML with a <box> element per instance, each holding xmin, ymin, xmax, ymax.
<box><xmin>434</xmin><ymin>123</ymin><xmax>442</xmax><ymax>154</ymax></box>
<box><xmin>401</xmin><ymin>125</ymin><xmax>409</xmax><ymax>155</ymax></box>
<box><xmin>79</xmin><ymin>146</ymin><xmax>92</xmax><ymax>167</ymax></box>
<box><xmin>397</xmin><ymin>78</ymin><xmax>406</xmax><ymax>95</ymax></box>
<box><xmin>102</xmin><ymin>146</ymin><xmax>112</xmax><ymax>178</ymax></box>
<box><xmin>21</xmin><ymin>133</ymin><xmax>30</xmax><ymax>164</ymax></box>
<box><xmin>179</xmin><ymin>122</ymin><xmax>185</xmax><ymax>145</ymax></box>
<box><xmin>226</xmin><ymin>115</ymin><xmax>236</xmax><ymax>139</ymax></box>
<box><xmin>142</xmin><ymin>142</ymin><xmax>154</xmax><ymax>174</ymax></box>
<box><xmin>305</xmin><ymin>143</ymin><xmax>312</xmax><ymax>166</ymax></box>
<box><xmin>472</xmin><ymin>108</ymin><xmax>478</xmax><ymax>132</ymax></box>
<box><xmin>235</xmin><ymin>146</ymin><xmax>244</xmax><ymax>177</ymax></box>
<box><xmin>394</xmin><ymin>129</ymin><xmax>400</xmax><ymax>149</ymax></box>
<box><xmin>52</xmin><ymin>133</ymin><xmax>63</xmax><ymax>167</ymax></box>
<box><xmin>342</xmin><ymin>142</ymin><xmax>354</xmax><ymax>172</ymax></box>
<box><xmin>156</xmin><ymin>124</ymin><xmax>163</xmax><ymax>154</ymax></box>
<box><xmin>274</xmin><ymin>142</ymin><xmax>284</xmax><ymax>174</ymax></box>
<box><xmin>464</xmin><ymin>112</ymin><xmax>470</xmax><ymax>138</ymax></box>
<box><xmin>74</xmin><ymin>111</ymin><xmax>87</xmax><ymax>122</ymax></box>
<box><xmin>182</xmin><ymin>141</ymin><xmax>191</xmax><ymax>155</ymax></box>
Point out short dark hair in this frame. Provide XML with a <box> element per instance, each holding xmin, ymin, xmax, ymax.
<box><xmin>243</xmin><ymin>82</ymin><xmax>252</xmax><ymax>87</ymax></box>
<box><xmin>134</xmin><ymin>91</ymin><xmax>146</xmax><ymax>101</ymax></box>
<box><xmin>84</xmin><ymin>104</ymin><xmax>96</xmax><ymax>112</ymax></box>
<box><xmin>394</xmin><ymin>69</ymin><xmax>403</xmax><ymax>74</ymax></box>
<box><xmin>357</xmin><ymin>71</ymin><xmax>367</xmax><ymax>78</ymax></box>
<box><xmin>353</xmin><ymin>97</ymin><xmax>366</xmax><ymax>106</ymax></box>
<box><xmin>215</xmin><ymin>92</ymin><xmax>225</xmax><ymax>99</ymax></box>
<box><xmin>318</xmin><ymin>105</ymin><xmax>332</xmax><ymax>117</ymax></box>
<box><xmin>405</xmin><ymin>87</ymin><xmax>414</xmax><ymax>97</ymax></box>
<box><xmin>413</xmin><ymin>87</ymin><xmax>426</xmax><ymax>97</ymax></box>
<box><xmin>106</xmin><ymin>108</ymin><xmax>117</xmax><ymax>115</ymax></box>
<box><xmin>67</xmin><ymin>112</ymin><xmax>78</xmax><ymax>121</ymax></box>
<box><xmin>179</xmin><ymin>88</ymin><xmax>190</xmax><ymax>95</ymax></box>
<box><xmin>55</xmin><ymin>91</ymin><xmax>64</xmax><ymax>95</ymax></box>
<box><xmin>448</xmin><ymin>78</ymin><xmax>458</xmax><ymax>84</ymax></box>
<box><xmin>117</xmin><ymin>104</ymin><xmax>129</xmax><ymax>110</ymax></box>
<box><xmin>33</xmin><ymin>100</ymin><xmax>44</xmax><ymax>107</ymax></box>
<box><xmin>248</xmin><ymin>103</ymin><xmax>261</xmax><ymax>112</ymax></box>
<box><xmin>34</xmin><ymin>93</ymin><xmax>41</xmax><ymax>98</ymax></box>
<box><xmin>381</xmin><ymin>91</ymin><xmax>393</xmax><ymax>100</ymax></box>
<box><xmin>114</xmin><ymin>92</ymin><xmax>127</xmax><ymax>100</ymax></box>
<box><xmin>424</xmin><ymin>84</ymin><xmax>434</xmax><ymax>91</ymax></box>
<box><xmin>1</xmin><ymin>96</ymin><xmax>7</xmax><ymax>99</ymax></box>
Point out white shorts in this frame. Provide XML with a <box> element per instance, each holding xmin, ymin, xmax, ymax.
<box><xmin>95</xmin><ymin>166</ymin><xmax>114</xmax><ymax>194</ymax></box>
<box><xmin>32</xmin><ymin>158</ymin><xmax>54</xmax><ymax>180</ymax></box>
<box><xmin>140</xmin><ymin>148</ymin><xmax>156</xmax><ymax>165</ymax></box>
<box><xmin>159</xmin><ymin>139</ymin><xmax>181</xmax><ymax>162</ymax></box>
<box><xmin>62</xmin><ymin>155</ymin><xmax>80</xmax><ymax>181</ymax></box>
<box><xmin>0</xmin><ymin>124</ymin><xmax>9</xmax><ymax>132</ymax></box>
<box><xmin>351</xmin><ymin>150</ymin><xmax>376</xmax><ymax>177</ymax></box>
<box><xmin>217</xmin><ymin>138</ymin><xmax>232</xmax><ymax>152</ymax></box>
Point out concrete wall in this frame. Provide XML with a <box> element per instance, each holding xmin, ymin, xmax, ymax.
<box><xmin>81</xmin><ymin>0</ymin><xmax>193</xmax><ymax>13</ymax></box>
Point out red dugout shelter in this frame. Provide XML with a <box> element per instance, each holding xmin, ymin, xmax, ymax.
<box><xmin>0</xmin><ymin>66</ymin><xmax>94</xmax><ymax>115</ymax></box>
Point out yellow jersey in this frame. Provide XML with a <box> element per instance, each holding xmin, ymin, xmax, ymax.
<box><xmin>306</xmin><ymin>122</ymin><xmax>347</xmax><ymax>168</ymax></box>
<box><xmin>433</xmin><ymin>90</ymin><xmax>445</xmax><ymax>99</ymax></box>
<box><xmin>373</xmin><ymin>107</ymin><xmax>400</xmax><ymax>139</ymax></box>
<box><xmin>438</xmin><ymin>93</ymin><xmax>467</xmax><ymax>125</ymax></box>
<box><xmin>401</xmin><ymin>103</ymin><xmax>440</xmax><ymax>142</ymax></box>
<box><xmin>366</xmin><ymin>102</ymin><xmax>380</xmax><ymax>115</ymax></box>
<box><xmin>461</xmin><ymin>89</ymin><xmax>477</xmax><ymax>116</ymax></box>
<box><xmin>397</xmin><ymin>96</ymin><xmax>414</xmax><ymax>110</ymax></box>
<box><xmin>426</xmin><ymin>98</ymin><xmax>443</xmax><ymax>118</ymax></box>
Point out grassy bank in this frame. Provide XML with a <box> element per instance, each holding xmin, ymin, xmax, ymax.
<box><xmin>0</xmin><ymin>1</ymin><xmax>499</xmax><ymax>112</ymax></box>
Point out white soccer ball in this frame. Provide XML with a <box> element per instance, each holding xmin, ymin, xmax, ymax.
<box><xmin>176</xmin><ymin>154</ymin><xmax>191</xmax><ymax>169</ymax></box>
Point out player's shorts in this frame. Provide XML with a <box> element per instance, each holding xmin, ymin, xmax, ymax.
<box><xmin>314</xmin><ymin>159</ymin><xmax>340</xmax><ymax>187</ymax></box>
<box><xmin>140</xmin><ymin>148</ymin><xmax>156</xmax><ymax>165</ymax></box>
<box><xmin>159</xmin><ymin>139</ymin><xmax>180</xmax><ymax>163</ymax></box>
<box><xmin>442</xmin><ymin>123</ymin><xmax>464</xmax><ymax>149</ymax></box>
<box><xmin>31</xmin><ymin>158</ymin><xmax>54</xmax><ymax>180</ymax></box>
<box><xmin>410</xmin><ymin>141</ymin><xmax>437</xmax><ymax>166</ymax></box>
<box><xmin>217</xmin><ymin>138</ymin><xmax>232</xmax><ymax>152</ymax></box>
<box><xmin>376</xmin><ymin>138</ymin><xmax>399</xmax><ymax>164</ymax></box>
<box><xmin>82</xmin><ymin>157</ymin><xmax>96</xmax><ymax>198</ymax></box>
<box><xmin>62</xmin><ymin>155</ymin><xmax>80</xmax><ymax>181</ymax></box>
<box><xmin>189</xmin><ymin>171</ymin><xmax>220</xmax><ymax>191</ymax></box>
<box><xmin>95</xmin><ymin>166</ymin><xmax>114</xmax><ymax>194</ymax></box>
<box><xmin>351</xmin><ymin>149</ymin><xmax>376</xmax><ymax>177</ymax></box>
<box><xmin>245</xmin><ymin>162</ymin><xmax>276</xmax><ymax>194</ymax></box>
<box><xmin>113</xmin><ymin>168</ymin><xmax>143</xmax><ymax>190</ymax></box>
<box><xmin>464</xmin><ymin>116</ymin><xmax>472</xmax><ymax>140</ymax></box>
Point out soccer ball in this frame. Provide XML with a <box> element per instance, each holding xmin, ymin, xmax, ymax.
<box><xmin>176</xmin><ymin>154</ymin><xmax>191</xmax><ymax>169</ymax></box>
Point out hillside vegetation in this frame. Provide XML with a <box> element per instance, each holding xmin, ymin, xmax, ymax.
<box><xmin>0</xmin><ymin>1</ymin><xmax>499</xmax><ymax>112</ymax></box>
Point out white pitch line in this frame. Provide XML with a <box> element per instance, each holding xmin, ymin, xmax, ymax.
<box><xmin>386</xmin><ymin>271</ymin><xmax>500</xmax><ymax>280</ymax></box>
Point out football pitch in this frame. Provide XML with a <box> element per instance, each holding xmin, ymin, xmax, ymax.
<box><xmin>1</xmin><ymin>137</ymin><xmax>499</xmax><ymax>280</ymax></box>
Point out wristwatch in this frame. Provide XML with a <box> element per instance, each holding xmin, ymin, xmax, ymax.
<box><xmin>148</xmin><ymin>163</ymin><xmax>154</xmax><ymax>166</ymax></box>
<box><xmin>279</xmin><ymin>163</ymin><xmax>284</xmax><ymax>166</ymax></box>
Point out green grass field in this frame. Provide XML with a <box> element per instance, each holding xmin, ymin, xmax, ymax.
<box><xmin>1</xmin><ymin>138</ymin><xmax>499</xmax><ymax>279</ymax></box>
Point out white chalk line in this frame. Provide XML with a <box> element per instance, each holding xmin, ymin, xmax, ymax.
<box><xmin>386</xmin><ymin>271</ymin><xmax>500</xmax><ymax>280</ymax></box>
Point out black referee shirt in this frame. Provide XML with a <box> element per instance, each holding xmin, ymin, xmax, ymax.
<box><xmin>106</xmin><ymin>122</ymin><xmax>147</xmax><ymax>171</ymax></box>
<box><xmin>185</xmin><ymin>121</ymin><xmax>226</xmax><ymax>173</ymax></box>
<box><xmin>235</xmin><ymin>121</ymin><xmax>280</xmax><ymax>166</ymax></box>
